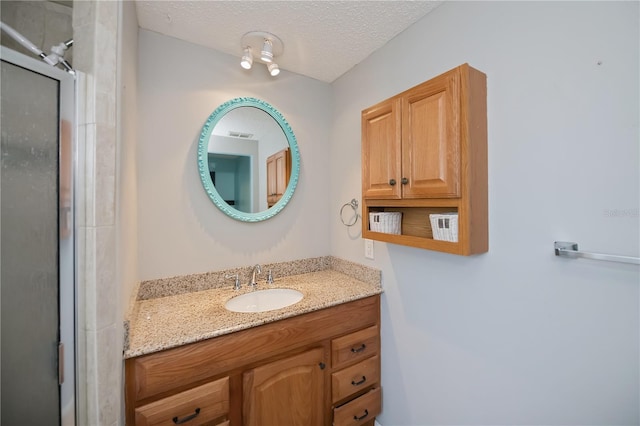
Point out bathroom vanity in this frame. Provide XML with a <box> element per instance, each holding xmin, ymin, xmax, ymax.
<box><xmin>124</xmin><ymin>260</ymin><xmax>382</xmax><ymax>426</ymax></box>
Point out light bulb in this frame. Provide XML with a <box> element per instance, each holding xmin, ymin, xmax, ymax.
<box><xmin>260</xmin><ymin>39</ymin><xmax>273</xmax><ymax>63</ymax></box>
<box><xmin>240</xmin><ymin>47</ymin><xmax>253</xmax><ymax>70</ymax></box>
<box><xmin>268</xmin><ymin>62</ymin><xmax>280</xmax><ymax>76</ymax></box>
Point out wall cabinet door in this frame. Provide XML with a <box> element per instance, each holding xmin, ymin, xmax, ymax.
<box><xmin>362</xmin><ymin>99</ymin><xmax>401</xmax><ymax>199</ymax></box>
<box><xmin>362</xmin><ymin>69</ymin><xmax>460</xmax><ymax>200</ymax></box>
<box><xmin>401</xmin><ymin>69</ymin><xmax>460</xmax><ymax>198</ymax></box>
<box><xmin>243</xmin><ymin>347</ymin><xmax>325</xmax><ymax>426</ymax></box>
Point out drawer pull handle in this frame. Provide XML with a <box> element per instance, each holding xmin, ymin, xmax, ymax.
<box><xmin>351</xmin><ymin>376</ymin><xmax>367</xmax><ymax>386</ymax></box>
<box><xmin>354</xmin><ymin>409</ymin><xmax>369</xmax><ymax>421</ymax></box>
<box><xmin>351</xmin><ymin>344</ymin><xmax>366</xmax><ymax>353</ymax></box>
<box><xmin>173</xmin><ymin>408</ymin><xmax>201</xmax><ymax>424</ymax></box>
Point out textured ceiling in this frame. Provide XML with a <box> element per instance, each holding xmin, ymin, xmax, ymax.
<box><xmin>135</xmin><ymin>1</ymin><xmax>442</xmax><ymax>83</ymax></box>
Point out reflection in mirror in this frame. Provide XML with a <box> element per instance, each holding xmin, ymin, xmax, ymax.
<box><xmin>197</xmin><ymin>98</ymin><xmax>300</xmax><ymax>222</ymax></box>
<box><xmin>208</xmin><ymin>107</ymin><xmax>289</xmax><ymax>213</ymax></box>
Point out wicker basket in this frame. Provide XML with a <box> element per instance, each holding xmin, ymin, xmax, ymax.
<box><xmin>369</xmin><ymin>212</ymin><xmax>402</xmax><ymax>234</ymax></box>
<box><xmin>429</xmin><ymin>213</ymin><xmax>458</xmax><ymax>242</ymax></box>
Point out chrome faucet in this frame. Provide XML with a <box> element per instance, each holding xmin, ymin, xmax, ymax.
<box><xmin>248</xmin><ymin>264</ymin><xmax>261</xmax><ymax>288</ymax></box>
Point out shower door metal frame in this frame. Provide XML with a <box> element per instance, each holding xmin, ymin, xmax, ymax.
<box><xmin>0</xmin><ymin>45</ymin><xmax>77</xmax><ymax>426</ymax></box>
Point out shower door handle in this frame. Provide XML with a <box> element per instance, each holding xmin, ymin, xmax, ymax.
<box><xmin>58</xmin><ymin>342</ymin><xmax>64</xmax><ymax>385</ymax></box>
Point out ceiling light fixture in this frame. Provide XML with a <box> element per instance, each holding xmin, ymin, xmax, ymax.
<box><xmin>240</xmin><ymin>31</ymin><xmax>284</xmax><ymax>77</ymax></box>
<box><xmin>240</xmin><ymin>47</ymin><xmax>253</xmax><ymax>70</ymax></box>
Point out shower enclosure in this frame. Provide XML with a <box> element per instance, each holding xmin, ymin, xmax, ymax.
<box><xmin>1</xmin><ymin>46</ymin><xmax>76</xmax><ymax>425</ymax></box>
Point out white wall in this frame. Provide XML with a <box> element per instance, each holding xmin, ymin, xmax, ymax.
<box><xmin>137</xmin><ymin>30</ymin><xmax>332</xmax><ymax>280</ymax></box>
<box><xmin>331</xmin><ymin>2</ymin><xmax>639</xmax><ymax>425</ymax></box>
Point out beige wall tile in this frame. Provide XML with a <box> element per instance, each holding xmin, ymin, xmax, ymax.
<box><xmin>95</xmin><ymin>123</ymin><xmax>117</xmax><ymax>226</ymax></box>
<box><xmin>71</xmin><ymin>0</ymin><xmax>95</xmax><ymax>30</ymax></box>
<box><xmin>96</xmin><ymin>225</ymin><xmax>117</xmax><ymax>329</ymax></box>
<box><xmin>96</xmin><ymin>324</ymin><xmax>122</xmax><ymax>425</ymax></box>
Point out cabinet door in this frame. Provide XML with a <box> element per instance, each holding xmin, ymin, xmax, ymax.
<box><xmin>274</xmin><ymin>149</ymin><xmax>289</xmax><ymax>198</ymax></box>
<box><xmin>266</xmin><ymin>148</ymin><xmax>290</xmax><ymax>207</ymax></box>
<box><xmin>362</xmin><ymin>99</ymin><xmax>402</xmax><ymax>199</ymax></box>
<box><xmin>243</xmin><ymin>348</ymin><xmax>325</xmax><ymax>426</ymax></box>
<box><xmin>402</xmin><ymin>68</ymin><xmax>460</xmax><ymax>198</ymax></box>
<box><xmin>266</xmin><ymin>154</ymin><xmax>277</xmax><ymax>206</ymax></box>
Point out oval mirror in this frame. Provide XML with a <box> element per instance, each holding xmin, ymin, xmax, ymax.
<box><xmin>197</xmin><ymin>98</ymin><xmax>300</xmax><ymax>222</ymax></box>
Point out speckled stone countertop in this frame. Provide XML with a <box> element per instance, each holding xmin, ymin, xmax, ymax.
<box><xmin>124</xmin><ymin>257</ymin><xmax>381</xmax><ymax>359</ymax></box>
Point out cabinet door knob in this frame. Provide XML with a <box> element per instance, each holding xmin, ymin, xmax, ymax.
<box><xmin>401</xmin><ymin>177</ymin><xmax>408</xmax><ymax>185</ymax></box>
<box><xmin>389</xmin><ymin>179</ymin><xmax>396</xmax><ymax>186</ymax></box>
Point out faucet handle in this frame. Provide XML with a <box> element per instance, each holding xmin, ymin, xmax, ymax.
<box><xmin>266</xmin><ymin>269</ymin><xmax>274</xmax><ymax>285</ymax></box>
<box><xmin>226</xmin><ymin>273</ymin><xmax>241</xmax><ymax>290</ymax></box>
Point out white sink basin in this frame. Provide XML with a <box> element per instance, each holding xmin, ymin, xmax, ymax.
<box><xmin>225</xmin><ymin>288</ymin><xmax>303</xmax><ymax>313</ymax></box>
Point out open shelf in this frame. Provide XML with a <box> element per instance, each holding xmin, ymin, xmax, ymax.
<box><xmin>362</xmin><ymin>200</ymin><xmax>480</xmax><ymax>255</ymax></box>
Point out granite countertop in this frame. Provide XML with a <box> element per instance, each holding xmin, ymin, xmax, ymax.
<box><xmin>125</xmin><ymin>265</ymin><xmax>382</xmax><ymax>359</ymax></box>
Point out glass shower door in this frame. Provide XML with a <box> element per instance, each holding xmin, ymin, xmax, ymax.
<box><xmin>1</xmin><ymin>47</ymin><xmax>75</xmax><ymax>426</ymax></box>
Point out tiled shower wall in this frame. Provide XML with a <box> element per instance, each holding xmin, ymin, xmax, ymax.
<box><xmin>73</xmin><ymin>1</ymin><xmax>121</xmax><ymax>425</ymax></box>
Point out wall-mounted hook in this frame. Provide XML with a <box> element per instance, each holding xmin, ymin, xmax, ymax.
<box><xmin>340</xmin><ymin>199</ymin><xmax>359</xmax><ymax>227</ymax></box>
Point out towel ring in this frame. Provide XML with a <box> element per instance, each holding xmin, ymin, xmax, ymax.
<box><xmin>340</xmin><ymin>199</ymin><xmax>359</xmax><ymax>227</ymax></box>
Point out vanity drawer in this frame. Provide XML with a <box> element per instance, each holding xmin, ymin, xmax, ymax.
<box><xmin>332</xmin><ymin>355</ymin><xmax>380</xmax><ymax>403</ymax></box>
<box><xmin>332</xmin><ymin>325</ymin><xmax>379</xmax><ymax>369</ymax></box>
<box><xmin>333</xmin><ymin>387</ymin><xmax>381</xmax><ymax>426</ymax></box>
<box><xmin>135</xmin><ymin>377</ymin><xmax>229</xmax><ymax>426</ymax></box>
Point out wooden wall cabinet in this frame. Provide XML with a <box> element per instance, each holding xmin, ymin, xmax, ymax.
<box><xmin>266</xmin><ymin>147</ymin><xmax>291</xmax><ymax>208</ymax></box>
<box><xmin>125</xmin><ymin>296</ymin><xmax>381</xmax><ymax>426</ymax></box>
<box><xmin>362</xmin><ymin>63</ymin><xmax>488</xmax><ymax>255</ymax></box>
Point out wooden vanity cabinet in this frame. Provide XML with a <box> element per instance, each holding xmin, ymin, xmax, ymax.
<box><xmin>362</xmin><ymin>63</ymin><xmax>488</xmax><ymax>255</ymax></box>
<box><xmin>125</xmin><ymin>295</ymin><xmax>381</xmax><ymax>426</ymax></box>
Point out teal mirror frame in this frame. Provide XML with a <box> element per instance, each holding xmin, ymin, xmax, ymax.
<box><xmin>197</xmin><ymin>97</ymin><xmax>301</xmax><ymax>222</ymax></box>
